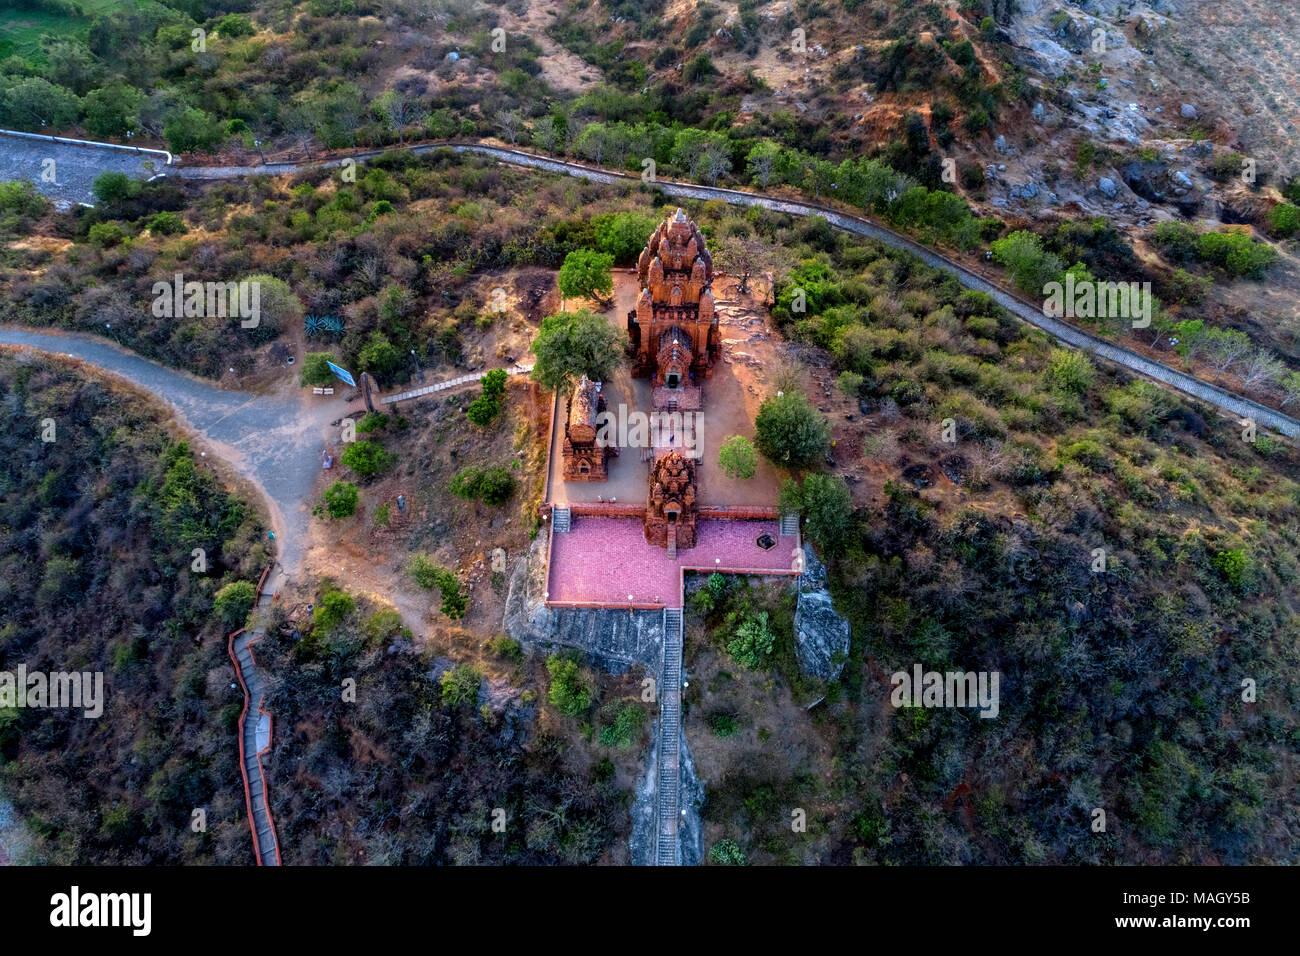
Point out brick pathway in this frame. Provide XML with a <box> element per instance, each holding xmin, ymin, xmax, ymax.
<box><xmin>548</xmin><ymin>516</ymin><xmax>795</xmax><ymax>607</ymax></box>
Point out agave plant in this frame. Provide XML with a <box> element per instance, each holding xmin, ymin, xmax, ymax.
<box><xmin>305</xmin><ymin>314</ymin><xmax>345</xmax><ymax>337</ymax></box>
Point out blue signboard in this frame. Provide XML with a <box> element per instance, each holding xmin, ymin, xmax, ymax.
<box><xmin>327</xmin><ymin>361</ymin><xmax>356</xmax><ymax>387</ymax></box>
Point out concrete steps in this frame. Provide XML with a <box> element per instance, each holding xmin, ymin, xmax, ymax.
<box><xmin>654</xmin><ymin>607</ymin><xmax>684</xmax><ymax>866</ymax></box>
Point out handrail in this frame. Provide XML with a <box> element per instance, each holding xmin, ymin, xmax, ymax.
<box><xmin>0</xmin><ymin>127</ymin><xmax>173</xmax><ymax>164</ymax></box>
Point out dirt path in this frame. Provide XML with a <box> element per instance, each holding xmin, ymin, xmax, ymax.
<box><xmin>0</xmin><ymin>326</ymin><xmax>341</xmax><ymax>574</ymax></box>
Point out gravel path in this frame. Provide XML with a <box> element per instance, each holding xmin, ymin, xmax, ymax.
<box><xmin>0</xmin><ymin>327</ymin><xmax>334</xmax><ymax>574</ymax></box>
<box><xmin>0</xmin><ymin>131</ymin><xmax>166</xmax><ymax>206</ymax></box>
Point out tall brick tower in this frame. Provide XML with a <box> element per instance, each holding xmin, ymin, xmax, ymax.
<box><xmin>627</xmin><ymin>208</ymin><xmax>721</xmax><ymax>389</ymax></box>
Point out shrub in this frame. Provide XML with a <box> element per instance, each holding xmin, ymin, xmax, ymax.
<box><xmin>1044</xmin><ymin>348</ymin><xmax>1095</xmax><ymax>395</ymax></box>
<box><xmin>1267</xmin><ymin>202</ymin><xmax>1300</xmax><ymax>238</ymax></box>
<box><xmin>709</xmin><ymin>839</ymin><xmax>747</xmax><ymax>865</ymax></box>
<box><xmin>364</xmin><ymin>608</ymin><xmax>407</xmax><ymax>644</ymax></box>
<box><xmin>312</xmin><ymin>588</ymin><xmax>355</xmax><ymax>635</ymax></box>
<box><xmin>146</xmin><ymin>211</ymin><xmax>187</xmax><ymax>236</ymax></box>
<box><xmin>466</xmin><ymin>368</ymin><xmax>508</xmax><ymax>425</ymax></box>
<box><xmin>754</xmin><ymin>391</ymin><xmax>830</xmax><ymax>470</ymax></box>
<box><xmin>449</xmin><ymin>466</ymin><xmax>514</xmax><ymax>504</ymax></box>
<box><xmin>727</xmin><ymin>611</ymin><xmax>776</xmax><ymax>669</ymax></box>
<box><xmin>216</xmin><ymin>13</ymin><xmax>256</xmax><ymax>37</ymax></box>
<box><xmin>598</xmin><ymin>701</ymin><xmax>645</xmax><ymax>748</ymax></box>
<box><xmin>322</xmin><ymin>480</ymin><xmax>358</xmax><ymax>518</ymax></box>
<box><xmin>439</xmin><ymin>664</ymin><xmax>481</xmax><ymax>708</ymax></box>
<box><xmin>300</xmin><ymin>352</ymin><xmax>337</xmax><ymax>387</ymax></box>
<box><xmin>781</xmin><ymin>474</ymin><xmax>853</xmax><ymax>554</ymax></box>
<box><xmin>546</xmin><ymin>655</ymin><xmax>591</xmax><ymax>716</ymax></box>
<box><xmin>708</xmin><ymin>711</ymin><xmax>738</xmax><ymax>737</ymax></box>
<box><xmin>718</xmin><ymin>435</ymin><xmax>757</xmax><ymax>479</ymax></box>
<box><xmin>1212</xmin><ymin>549</ymin><xmax>1249</xmax><ymax>591</ymax></box>
<box><xmin>213</xmin><ymin>580</ymin><xmax>256</xmax><ymax>629</ymax></box>
<box><xmin>87</xmin><ymin>221</ymin><xmax>127</xmax><ymax>247</ymax></box>
<box><xmin>357</xmin><ymin>331</ymin><xmax>402</xmax><ymax>383</ymax></box>
<box><xmin>91</xmin><ymin>171</ymin><xmax>137</xmax><ymax>203</ymax></box>
<box><xmin>340</xmin><ymin>440</ymin><xmax>394</xmax><ymax>478</ymax></box>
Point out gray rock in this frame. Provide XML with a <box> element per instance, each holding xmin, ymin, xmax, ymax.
<box><xmin>1173</xmin><ymin>170</ymin><xmax>1193</xmax><ymax>188</ymax></box>
<box><xmin>993</xmin><ymin>134</ymin><xmax>1008</xmax><ymax>154</ymax></box>
<box><xmin>1099</xmin><ymin>176</ymin><xmax>1119</xmax><ymax>199</ymax></box>
<box><xmin>446</xmin><ymin>51</ymin><xmax>460</xmax><ymax>62</ymax></box>
<box><xmin>1180</xmin><ymin>103</ymin><xmax>1199</xmax><ymax>119</ymax></box>
<box><xmin>1032</xmin><ymin>102</ymin><xmax>1046</xmax><ymax>122</ymax></box>
<box><xmin>794</xmin><ymin>543</ymin><xmax>851</xmax><ymax>682</ymax></box>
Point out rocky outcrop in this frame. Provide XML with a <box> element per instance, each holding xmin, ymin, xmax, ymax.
<box><xmin>794</xmin><ymin>542</ymin><xmax>852</xmax><ymax>682</ymax></box>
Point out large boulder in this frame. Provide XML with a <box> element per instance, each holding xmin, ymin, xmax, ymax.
<box><xmin>794</xmin><ymin>543</ymin><xmax>851</xmax><ymax>682</ymax></box>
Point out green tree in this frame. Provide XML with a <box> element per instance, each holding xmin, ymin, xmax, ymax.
<box><xmin>300</xmin><ymin>352</ymin><xmax>336</xmax><ymax>387</ymax></box>
<box><xmin>557</xmin><ymin>248</ymin><xmax>614</xmax><ymax>305</ymax></box>
<box><xmin>781</xmin><ymin>474</ymin><xmax>853</xmax><ymax>554</ymax></box>
<box><xmin>164</xmin><ymin>106</ymin><xmax>224</xmax><ymax>154</ymax></box>
<box><xmin>0</xmin><ymin>77</ymin><xmax>80</xmax><ymax>131</ymax></box>
<box><xmin>91</xmin><ymin>171</ymin><xmax>137</xmax><ymax>203</ymax></box>
<box><xmin>357</xmin><ymin>331</ymin><xmax>402</xmax><ymax>383</ymax></box>
<box><xmin>323</xmin><ymin>480</ymin><xmax>358</xmax><ymax>518</ymax></box>
<box><xmin>593</xmin><ymin>212</ymin><xmax>659</xmax><ymax>264</ymax></box>
<box><xmin>546</xmin><ymin>655</ymin><xmax>591</xmax><ymax>716</ymax></box>
<box><xmin>529</xmin><ymin>309</ymin><xmax>623</xmax><ymax>394</ymax></box>
<box><xmin>718</xmin><ymin>435</ymin><xmax>757</xmax><ymax>479</ymax></box>
<box><xmin>991</xmin><ymin>230</ymin><xmax>1064</xmax><ymax>294</ymax></box>
<box><xmin>82</xmin><ymin>83</ymin><xmax>143</xmax><ymax>137</ymax></box>
<box><xmin>213</xmin><ymin>580</ymin><xmax>256</xmax><ymax>629</ymax></box>
<box><xmin>727</xmin><ymin>611</ymin><xmax>776</xmax><ymax>669</ymax></box>
<box><xmin>754</xmin><ymin>391</ymin><xmax>830</xmax><ymax>470</ymax></box>
<box><xmin>340</xmin><ymin>440</ymin><xmax>394</xmax><ymax>478</ymax></box>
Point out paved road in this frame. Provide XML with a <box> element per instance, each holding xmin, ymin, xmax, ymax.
<box><xmin>8</xmin><ymin>132</ymin><xmax>1295</xmax><ymax>436</ymax></box>
<box><xmin>158</xmin><ymin>142</ymin><xmax>1300</xmax><ymax>440</ymax></box>
<box><xmin>0</xmin><ymin>131</ymin><xmax>166</xmax><ymax>206</ymax></box>
<box><xmin>0</xmin><ymin>327</ymin><xmax>335</xmax><ymax>576</ymax></box>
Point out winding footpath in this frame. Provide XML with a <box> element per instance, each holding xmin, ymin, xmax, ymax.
<box><xmin>0</xmin><ymin>327</ymin><xmax>338</xmax><ymax>865</ymax></box>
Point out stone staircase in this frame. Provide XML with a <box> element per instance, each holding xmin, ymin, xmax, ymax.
<box><xmin>780</xmin><ymin>512</ymin><xmax>799</xmax><ymax>536</ymax></box>
<box><xmin>666</xmin><ymin>523</ymin><xmax>677</xmax><ymax>559</ymax></box>
<box><xmin>551</xmin><ymin>506</ymin><xmax>571</xmax><ymax>533</ymax></box>
<box><xmin>230</xmin><ymin>581</ymin><xmax>280</xmax><ymax>866</ymax></box>
<box><xmin>655</xmin><ymin>607</ymin><xmax>683</xmax><ymax>866</ymax></box>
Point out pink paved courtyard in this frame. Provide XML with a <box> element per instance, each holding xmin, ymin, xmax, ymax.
<box><xmin>547</xmin><ymin>516</ymin><xmax>798</xmax><ymax>608</ymax></box>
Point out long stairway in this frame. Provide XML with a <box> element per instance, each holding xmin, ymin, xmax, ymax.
<box><xmin>655</xmin><ymin>607</ymin><xmax>683</xmax><ymax>865</ymax></box>
<box><xmin>229</xmin><ymin>574</ymin><xmax>281</xmax><ymax>866</ymax></box>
